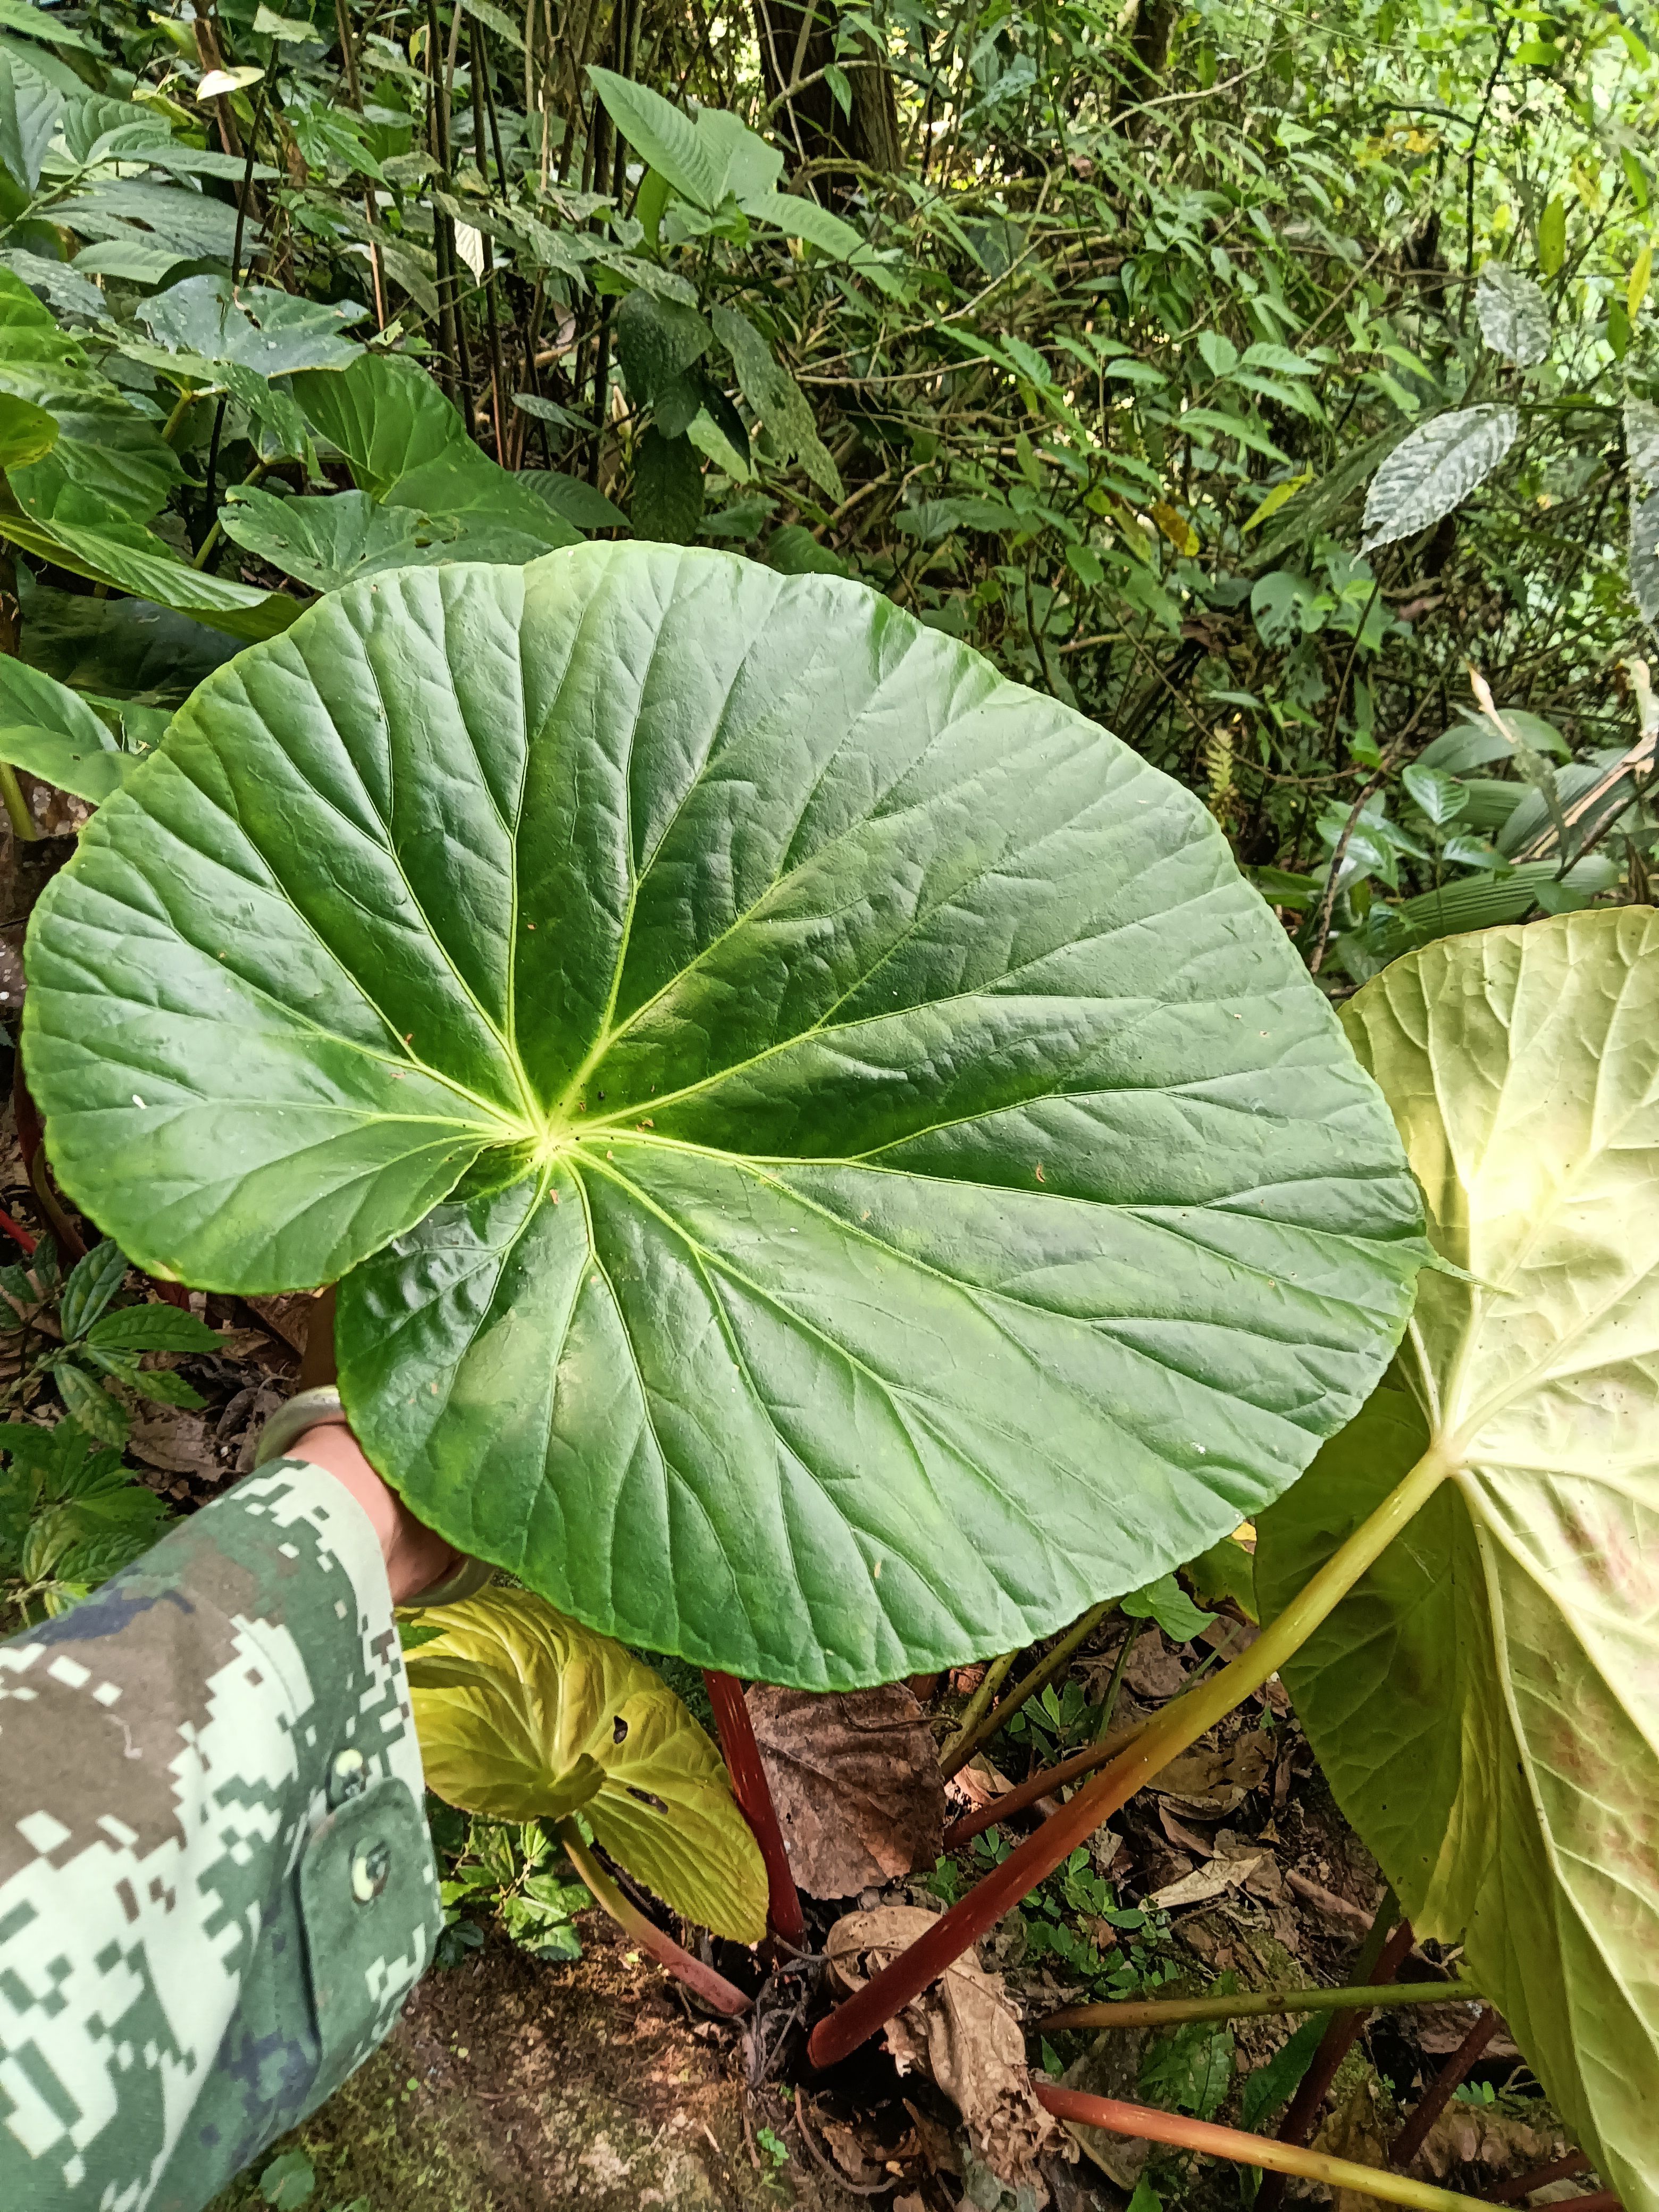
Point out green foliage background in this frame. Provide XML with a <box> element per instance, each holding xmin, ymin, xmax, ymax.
<box><xmin>0</xmin><ymin>0</ymin><xmax>1655</xmax><ymax>980</ymax></box>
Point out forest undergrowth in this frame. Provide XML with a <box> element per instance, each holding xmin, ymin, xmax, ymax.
<box><xmin>2</xmin><ymin>0</ymin><xmax>1657</xmax><ymax>2205</ymax></box>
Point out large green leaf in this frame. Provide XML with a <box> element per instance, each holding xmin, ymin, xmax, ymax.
<box><xmin>0</xmin><ymin>41</ymin><xmax>59</xmax><ymax>191</ymax></box>
<box><xmin>291</xmin><ymin>351</ymin><xmax>578</xmax><ymax>555</ymax></box>
<box><xmin>16</xmin><ymin>575</ymin><xmax>241</xmax><ymax>701</ymax></box>
<box><xmin>408</xmin><ymin>1585</ymin><xmax>766</xmax><ymax>1940</ymax></box>
<box><xmin>138</xmin><ymin>274</ymin><xmax>369</xmax><ymax>376</ymax></box>
<box><xmin>0</xmin><ymin>477</ymin><xmax>297</xmax><ymax>638</ymax></box>
<box><xmin>0</xmin><ymin>266</ymin><xmax>180</xmax><ymax>522</ymax></box>
<box><xmin>588</xmin><ymin>68</ymin><xmax>783</xmax><ymax>215</ymax></box>
<box><xmin>219</xmin><ymin>485</ymin><xmax>474</xmax><ymax>593</ymax></box>
<box><xmin>1255</xmin><ymin>910</ymin><xmax>1659</xmax><ymax>2212</ymax></box>
<box><xmin>0</xmin><ymin>266</ymin><xmax>294</xmax><ymax>640</ymax></box>
<box><xmin>0</xmin><ymin>648</ymin><xmax>130</xmax><ymax>800</ymax></box>
<box><xmin>56</xmin><ymin>180</ymin><xmax>250</xmax><ymax>264</ymax></box>
<box><xmin>22</xmin><ymin>546</ymin><xmax>1426</xmax><ymax>1688</ymax></box>
<box><xmin>0</xmin><ymin>384</ymin><xmax>53</xmax><ymax>466</ymax></box>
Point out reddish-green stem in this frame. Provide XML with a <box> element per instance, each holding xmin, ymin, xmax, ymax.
<box><xmin>807</xmin><ymin>1446</ymin><xmax>1449</xmax><ymax>2070</ymax></box>
<box><xmin>703</xmin><ymin>1670</ymin><xmax>806</xmax><ymax>1946</ymax></box>
<box><xmin>1489</xmin><ymin>2153</ymin><xmax>1593</xmax><ymax>2203</ymax></box>
<box><xmin>942</xmin><ymin>1715</ymin><xmax>1140</xmax><ymax>1847</ymax></box>
<box><xmin>1390</xmin><ymin>2007</ymin><xmax>1499</xmax><ymax>2169</ymax></box>
<box><xmin>0</xmin><ymin>1206</ymin><xmax>36</xmax><ymax>1256</ymax></box>
<box><xmin>556</xmin><ymin>1820</ymin><xmax>751</xmax><ymax>2017</ymax></box>
<box><xmin>1033</xmin><ymin>2087</ymin><xmax>1502</xmax><ymax>2212</ymax></box>
<box><xmin>1041</xmin><ymin>1975</ymin><xmax>1478</xmax><ymax>2033</ymax></box>
<box><xmin>1255</xmin><ymin>1903</ymin><xmax>1412</xmax><ymax>2212</ymax></box>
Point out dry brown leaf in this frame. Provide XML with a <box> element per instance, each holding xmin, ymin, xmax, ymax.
<box><xmin>241</xmin><ymin>1291</ymin><xmax>321</xmax><ymax>1353</ymax></box>
<box><xmin>749</xmin><ymin>1684</ymin><xmax>945</xmax><ymax>1897</ymax></box>
<box><xmin>213</xmin><ymin>1326</ymin><xmax>286</xmax><ymax>1366</ymax></box>
<box><xmin>1286</xmin><ymin>1869</ymin><xmax>1376</xmax><ymax>1929</ymax></box>
<box><xmin>1150</xmin><ymin>1727</ymin><xmax>1273</xmax><ymax>1815</ymax></box>
<box><xmin>1150</xmin><ymin>1851</ymin><xmax>1266</xmax><ymax>1910</ymax></box>
<box><xmin>948</xmin><ymin>1752</ymin><xmax>1017</xmax><ymax>1815</ymax></box>
<box><xmin>826</xmin><ymin>1905</ymin><xmax>1065</xmax><ymax>2199</ymax></box>
<box><xmin>1158</xmin><ymin>1806</ymin><xmax>1215</xmax><ymax>1856</ymax></box>
<box><xmin>1411</xmin><ymin>2103</ymin><xmax>1555</xmax><ymax>2182</ymax></box>
<box><xmin>815</xmin><ymin>2113</ymin><xmax>886</xmax><ymax>2186</ymax></box>
<box><xmin>128</xmin><ymin>1411</ymin><xmax>221</xmax><ymax>1478</ymax></box>
<box><xmin>1122</xmin><ymin>1629</ymin><xmax>1187</xmax><ymax>1700</ymax></box>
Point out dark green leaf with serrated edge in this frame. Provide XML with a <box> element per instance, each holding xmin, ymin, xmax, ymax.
<box><xmin>23</xmin><ymin>546</ymin><xmax>1426</xmax><ymax>1688</ymax></box>
<box><xmin>86</xmin><ymin>1303</ymin><xmax>220</xmax><ymax>1352</ymax></box>
<box><xmin>58</xmin><ymin>1238</ymin><xmax>127</xmax><ymax>1340</ymax></box>
<box><xmin>53</xmin><ymin>1361</ymin><xmax>127</xmax><ymax>1444</ymax></box>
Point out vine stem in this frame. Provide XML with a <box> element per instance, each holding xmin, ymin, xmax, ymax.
<box><xmin>940</xmin><ymin>1602</ymin><xmax>1112</xmax><ymax>1781</ymax></box>
<box><xmin>1041</xmin><ymin>1976</ymin><xmax>1481</xmax><ymax>2033</ymax></box>
<box><xmin>703</xmin><ymin>1671</ymin><xmax>806</xmax><ymax>1946</ymax></box>
<box><xmin>1032</xmin><ymin>2088</ymin><xmax>1498</xmax><ymax>2212</ymax></box>
<box><xmin>807</xmin><ymin>1444</ymin><xmax>1453</xmax><ymax>2070</ymax></box>
<box><xmin>937</xmin><ymin>1648</ymin><xmax>1017</xmax><ymax>1777</ymax></box>
<box><xmin>555</xmin><ymin>1820</ymin><xmax>751</xmax><ymax>2017</ymax></box>
<box><xmin>1390</xmin><ymin>2007</ymin><xmax>1499</xmax><ymax>2168</ymax></box>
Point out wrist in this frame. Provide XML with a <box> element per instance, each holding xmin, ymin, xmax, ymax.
<box><xmin>291</xmin><ymin>1422</ymin><xmax>461</xmax><ymax>1606</ymax></box>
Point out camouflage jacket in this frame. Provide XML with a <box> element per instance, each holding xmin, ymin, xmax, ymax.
<box><xmin>0</xmin><ymin>1457</ymin><xmax>440</xmax><ymax>2211</ymax></box>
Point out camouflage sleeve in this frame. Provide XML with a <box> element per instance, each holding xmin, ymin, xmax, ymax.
<box><xmin>0</xmin><ymin>1456</ymin><xmax>441</xmax><ymax>2212</ymax></box>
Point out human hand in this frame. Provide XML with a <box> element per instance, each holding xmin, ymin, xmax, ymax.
<box><xmin>292</xmin><ymin>1421</ymin><xmax>461</xmax><ymax>1605</ymax></box>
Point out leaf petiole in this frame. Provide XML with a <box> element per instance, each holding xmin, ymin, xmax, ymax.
<box><xmin>1033</xmin><ymin>2086</ymin><xmax>1503</xmax><ymax>2212</ymax></box>
<box><xmin>807</xmin><ymin>1442</ymin><xmax>1454</xmax><ymax>2068</ymax></box>
<box><xmin>1040</xmin><ymin>1977</ymin><xmax>1482</xmax><ymax>2033</ymax></box>
<box><xmin>555</xmin><ymin>1819</ymin><xmax>752</xmax><ymax>2018</ymax></box>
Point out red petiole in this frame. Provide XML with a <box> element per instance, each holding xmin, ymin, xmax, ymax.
<box><xmin>807</xmin><ymin>1446</ymin><xmax>1451</xmax><ymax>2071</ymax></box>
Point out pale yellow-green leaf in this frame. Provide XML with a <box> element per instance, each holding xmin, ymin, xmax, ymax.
<box><xmin>1630</xmin><ymin>242</ymin><xmax>1653</xmax><ymax>324</ymax></box>
<box><xmin>1538</xmin><ymin>195</ymin><xmax>1566</xmax><ymax>276</ymax></box>
<box><xmin>408</xmin><ymin>1587</ymin><xmax>766</xmax><ymax>1941</ymax></box>
<box><xmin>1242</xmin><ymin>470</ymin><xmax>1310</xmax><ymax>532</ymax></box>
<box><xmin>1256</xmin><ymin>910</ymin><xmax>1659</xmax><ymax>2212</ymax></box>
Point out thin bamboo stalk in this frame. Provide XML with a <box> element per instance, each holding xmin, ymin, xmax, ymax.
<box><xmin>940</xmin><ymin>1602</ymin><xmax>1112</xmax><ymax>1782</ymax></box>
<box><xmin>1042</xmin><ymin>1978</ymin><xmax>1480</xmax><ymax>2033</ymax></box>
<box><xmin>1033</xmin><ymin>2087</ymin><xmax>1505</xmax><ymax>2212</ymax></box>
<box><xmin>807</xmin><ymin>1446</ymin><xmax>1452</xmax><ymax>2069</ymax></box>
<box><xmin>937</xmin><ymin>1649</ymin><xmax>1017</xmax><ymax>1775</ymax></box>
<box><xmin>556</xmin><ymin>1821</ymin><xmax>751</xmax><ymax>2016</ymax></box>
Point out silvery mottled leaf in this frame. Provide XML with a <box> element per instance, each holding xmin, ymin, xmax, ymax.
<box><xmin>1627</xmin><ymin>399</ymin><xmax>1659</xmax><ymax>625</ymax></box>
<box><xmin>1474</xmin><ymin>263</ymin><xmax>1551</xmax><ymax>366</ymax></box>
<box><xmin>1360</xmin><ymin>406</ymin><xmax>1519</xmax><ymax>551</ymax></box>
